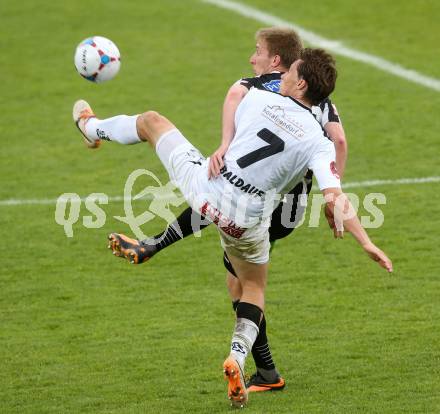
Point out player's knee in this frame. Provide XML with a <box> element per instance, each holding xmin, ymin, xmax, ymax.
<box><xmin>139</xmin><ymin>110</ymin><xmax>174</xmax><ymax>139</ymax></box>
<box><xmin>140</xmin><ymin>110</ymin><xmax>163</xmax><ymax>128</ymax></box>
<box><xmin>136</xmin><ymin>110</ymin><xmax>168</xmax><ymax>142</ymax></box>
<box><xmin>226</xmin><ymin>272</ymin><xmax>242</xmax><ymax>300</ymax></box>
<box><xmin>240</xmin><ymin>277</ymin><xmax>266</xmax><ymax>293</ymax></box>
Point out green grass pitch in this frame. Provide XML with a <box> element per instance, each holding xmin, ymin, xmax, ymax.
<box><xmin>1</xmin><ymin>0</ymin><xmax>440</xmax><ymax>412</ymax></box>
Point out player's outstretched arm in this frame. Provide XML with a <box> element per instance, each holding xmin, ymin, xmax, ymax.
<box><xmin>325</xmin><ymin>121</ymin><xmax>347</xmax><ymax>179</ymax></box>
<box><xmin>208</xmin><ymin>83</ymin><xmax>249</xmax><ymax>178</ymax></box>
<box><xmin>322</xmin><ymin>187</ymin><xmax>393</xmax><ymax>272</ymax></box>
<box><xmin>315</xmin><ymin>99</ymin><xmax>347</xmax><ymax>179</ymax></box>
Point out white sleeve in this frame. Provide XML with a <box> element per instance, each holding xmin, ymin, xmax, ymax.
<box><xmin>308</xmin><ymin>142</ymin><xmax>341</xmax><ymax>190</ymax></box>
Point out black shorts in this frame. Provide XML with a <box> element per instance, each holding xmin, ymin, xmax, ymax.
<box><xmin>223</xmin><ymin>171</ymin><xmax>313</xmax><ymax>277</ymax></box>
<box><xmin>269</xmin><ymin>170</ymin><xmax>313</xmax><ymax>242</ymax></box>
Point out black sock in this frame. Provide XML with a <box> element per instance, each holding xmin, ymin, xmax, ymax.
<box><xmin>232</xmin><ymin>299</ymin><xmax>240</xmax><ymax>312</ymax></box>
<box><xmin>236</xmin><ymin>302</ymin><xmax>262</xmax><ymax>327</ymax></box>
<box><xmin>141</xmin><ymin>207</ymin><xmax>210</xmax><ymax>252</ymax></box>
<box><xmin>251</xmin><ymin>314</ymin><xmax>277</xmax><ymax>374</ymax></box>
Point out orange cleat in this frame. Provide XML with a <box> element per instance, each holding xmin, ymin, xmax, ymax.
<box><xmin>246</xmin><ymin>372</ymin><xmax>285</xmax><ymax>392</ymax></box>
<box><xmin>223</xmin><ymin>356</ymin><xmax>248</xmax><ymax>408</ymax></box>
<box><xmin>107</xmin><ymin>233</ymin><xmax>155</xmax><ymax>264</ymax></box>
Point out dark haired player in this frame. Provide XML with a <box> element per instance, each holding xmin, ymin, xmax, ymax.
<box><xmin>74</xmin><ymin>28</ymin><xmax>346</xmax><ymax>395</ymax></box>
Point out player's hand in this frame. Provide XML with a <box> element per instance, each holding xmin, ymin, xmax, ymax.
<box><xmin>362</xmin><ymin>242</ymin><xmax>393</xmax><ymax>272</ymax></box>
<box><xmin>208</xmin><ymin>145</ymin><xmax>227</xmax><ymax>179</ymax></box>
<box><xmin>324</xmin><ymin>204</ymin><xmax>344</xmax><ymax>238</ymax></box>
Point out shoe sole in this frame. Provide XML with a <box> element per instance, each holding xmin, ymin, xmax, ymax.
<box><xmin>72</xmin><ymin>99</ymin><xmax>100</xmax><ymax>149</ymax></box>
<box><xmin>108</xmin><ymin>233</ymin><xmax>139</xmax><ymax>264</ymax></box>
<box><xmin>108</xmin><ymin>233</ymin><xmax>151</xmax><ymax>265</ymax></box>
<box><xmin>223</xmin><ymin>357</ymin><xmax>248</xmax><ymax>408</ymax></box>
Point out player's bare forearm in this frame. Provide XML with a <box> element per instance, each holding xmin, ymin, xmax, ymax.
<box><xmin>323</xmin><ymin>188</ymin><xmax>369</xmax><ymax>243</ymax></box>
<box><xmin>325</xmin><ymin>122</ymin><xmax>347</xmax><ymax>179</ymax></box>
<box><xmin>322</xmin><ymin>188</ymin><xmax>392</xmax><ymax>272</ymax></box>
<box><xmin>334</xmin><ymin>139</ymin><xmax>347</xmax><ymax>179</ymax></box>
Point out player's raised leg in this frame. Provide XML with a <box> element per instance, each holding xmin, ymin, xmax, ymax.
<box><xmin>72</xmin><ymin>101</ymin><xmax>177</xmax><ymax>148</ymax></box>
<box><xmin>73</xmin><ymin>100</ymin><xmax>141</xmax><ymax>147</ymax></box>
<box><xmin>134</xmin><ymin>110</ymin><xmax>178</xmax><ymax>147</ymax></box>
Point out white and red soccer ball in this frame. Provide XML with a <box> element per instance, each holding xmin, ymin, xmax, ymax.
<box><xmin>74</xmin><ymin>36</ymin><xmax>121</xmax><ymax>83</ymax></box>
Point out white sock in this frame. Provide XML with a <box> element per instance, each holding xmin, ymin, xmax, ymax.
<box><xmin>85</xmin><ymin>115</ymin><xmax>141</xmax><ymax>144</ymax></box>
<box><xmin>230</xmin><ymin>318</ymin><xmax>259</xmax><ymax>368</ymax></box>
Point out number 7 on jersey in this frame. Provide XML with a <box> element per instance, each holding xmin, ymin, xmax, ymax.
<box><xmin>236</xmin><ymin>128</ymin><xmax>285</xmax><ymax>168</ymax></box>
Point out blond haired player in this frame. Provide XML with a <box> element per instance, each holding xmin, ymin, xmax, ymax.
<box><xmin>73</xmin><ymin>47</ymin><xmax>391</xmax><ymax>407</ymax></box>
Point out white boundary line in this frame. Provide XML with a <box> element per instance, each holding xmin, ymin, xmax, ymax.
<box><xmin>342</xmin><ymin>176</ymin><xmax>440</xmax><ymax>189</ymax></box>
<box><xmin>201</xmin><ymin>0</ymin><xmax>440</xmax><ymax>92</ymax></box>
<box><xmin>2</xmin><ymin>3</ymin><xmax>439</xmax><ymax>207</ymax></box>
<box><xmin>1</xmin><ymin>176</ymin><xmax>439</xmax><ymax>207</ymax></box>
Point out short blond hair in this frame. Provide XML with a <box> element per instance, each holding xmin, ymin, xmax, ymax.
<box><xmin>256</xmin><ymin>27</ymin><xmax>303</xmax><ymax>69</ymax></box>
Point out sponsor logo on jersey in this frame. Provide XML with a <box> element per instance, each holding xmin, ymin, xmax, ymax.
<box><xmin>219</xmin><ymin>165</ymin><xmax>265</xmax><ymax>198</ymax></box>
<box><xmin>262</xmin><ymin>79</ymin><xmax>281</xmax><ymax>92</ymax></box>
<box><xmin>200</xmin><ymin>201</ymin><xmax>245</xmax><ymax>239</ymax></box>
<box><xmin>262</xmin><ymin>105</ymin><xmax>305</xmax><ymax>139</ymax></box>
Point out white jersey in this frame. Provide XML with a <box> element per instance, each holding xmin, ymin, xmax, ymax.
<box><xmin>156</xmin><ymin>88</ymin><xmax>341</xmax><ymax>232</ymax></box>
<box><xmin>204</xmin><ymin>88</ymin><xmax>340</xmax><ymax>225</ymax></box>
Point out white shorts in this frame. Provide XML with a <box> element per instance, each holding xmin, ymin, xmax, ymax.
<box><xmin>156</xmin><ymin>129</ymin><xmax>270</xmax><ymax>264</ymax></box>
<box><xmin>217</xmin><ymin>217</ymin><xmax>270</xmax><ymax>264</ymax></box>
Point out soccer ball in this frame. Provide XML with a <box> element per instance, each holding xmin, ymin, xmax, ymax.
<box><xmin>74</xmin><ymin>36</ymin><xmax>121</xmax><ymax>83</ymax></box>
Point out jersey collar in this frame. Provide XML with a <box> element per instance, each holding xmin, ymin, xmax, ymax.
<box><xmin>285</xmin><ymin>95</ymin><xmax>312</xmax><ymax>112</ymax></box>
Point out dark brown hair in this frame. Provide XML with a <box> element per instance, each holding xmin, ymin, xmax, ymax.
<box><xmin>256</xmin><ymin>27</ymin><xmax>303</xmax><ymax>69</ymax></box>
<box><xmin>298</xmin><ymin>48</ymin><xmax>337</xmax><ymax>105</ymax></box>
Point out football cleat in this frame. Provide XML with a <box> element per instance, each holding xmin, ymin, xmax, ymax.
<box><xmin>223</xmin><ymin>356</ymin><xmax>248</xmax><ymax>408</ymax></box>
<box><xmin>72</xmin><ymin>99</ymin><xmax>100</xmax><ymax>148</ymax></box>
<box><xmin>246</xmin><ymin>372</ymin><xmax>286</xmax><ymax>392</ymax></box>
<box><xmin>107</xmin><ymin>233</ymin><xmax>156</xmax><ymax>264</ymax></box>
